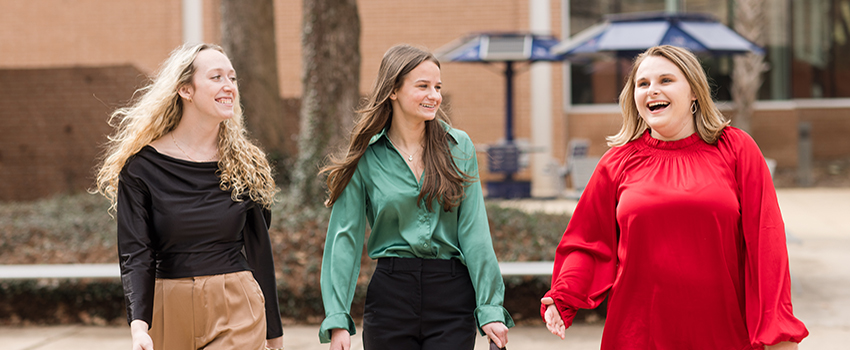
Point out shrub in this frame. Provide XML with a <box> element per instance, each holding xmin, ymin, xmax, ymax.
<box><xmin>0</xmin><ymin>192</ymin><xmax>585</xmax><ymax>325</ymax></box>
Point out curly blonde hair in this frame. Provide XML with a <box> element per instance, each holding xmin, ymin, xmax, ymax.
<box><xmin>94</xmin><ymin>43</ymin><xmax>278</xmax><ymax>212</ymax></box>
<box><xmin>608</xmin><ymin>45</ymin><xmax>729</xmax><ymax>147</ymax></box>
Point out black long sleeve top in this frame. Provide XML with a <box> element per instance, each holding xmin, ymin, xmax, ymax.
<box><xmin>116</xmin><ymin>145</ymin><xmax>283</xmax><ymax>339</ymax></box>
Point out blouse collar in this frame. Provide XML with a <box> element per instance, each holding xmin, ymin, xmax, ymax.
<box><xmin>639</xmin><ymin>129</ymin><xmax>703</xmax><ymax>150</ymax></box>
<box><xmin>368</xmin><ymin>120</ymin><xmax>459</xmax><ymax>146</ymax></box>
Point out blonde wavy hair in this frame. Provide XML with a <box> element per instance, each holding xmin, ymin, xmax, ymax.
<box><xmin>94</xmin><ymin>43</ymin><xmax>278</xmax><ymax>212</ymax></box>
<box><xmin>607</xmin><ymin>45</ymin><xmax>730</xmax><ymax>147</ymax></box>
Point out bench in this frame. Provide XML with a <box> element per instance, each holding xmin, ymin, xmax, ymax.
<box><xmin>0</xmin><ymin>263</ymin><xmax>120</xmax><ymax>280</ymax></box>
<box><xmin>498</xmin><ymin>261</ymin><xmax>554</xmax><ymax>276</ymax></box>
<box><xmin>0</xmin><ymin>263</ymin><xmax>552</xmax><ymax>279</ymax></box>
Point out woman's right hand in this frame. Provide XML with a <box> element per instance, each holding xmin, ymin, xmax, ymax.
<box><xmin>329</xmin><ymin>328</ymin><xmax>351</xmax><ymax>350</ymax></box>
<box><xmin>130</xmin><ymin>319</ymin><xmax>154</xmax><ymax>350</ymax></box>
<box><xmin>541</xmin><ymin>297</ymin><xmax>566</xmax><ymax>339</ymax></box>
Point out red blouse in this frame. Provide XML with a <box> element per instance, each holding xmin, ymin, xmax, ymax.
<box><xmin>542</xmin><ymin>127</ymin><xmax>808</xmax><ymax>349</ymax></box>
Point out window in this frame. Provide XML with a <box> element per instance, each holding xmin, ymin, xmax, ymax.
<box><xmin>567</xmin><ymin>0</ymin><xmax>850</xmax><ymax>104</ymax></box>
<box><xmin>790</xmin><ymin>0</ymin><xmax>850</xmax><ymax>98</ymax></box>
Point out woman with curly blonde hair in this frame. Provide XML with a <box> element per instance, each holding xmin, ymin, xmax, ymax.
<box><xmin>94</xmin><ymin>43</ymin><xmax>283</xmax><ymax>350</ymax></box>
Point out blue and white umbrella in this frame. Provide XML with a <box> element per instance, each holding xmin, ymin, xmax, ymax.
<box><xmin>437</xmin><ymin>32</ymin><xmax>563</xmax><ymax>63</ymax></box>
<box><xmin>436</xmin><ymin>33</ymin><xmax>566</xmax><ymax>190</ymax></box>
<box><xmin>552</xmin><ymin>12</ymin><xmax>763</xmax><ymax>59</ymax></box>
<box><xmin>435</xmin><ymin>33</ymin><xmax>564</xmax><ymax>146</ymax></box>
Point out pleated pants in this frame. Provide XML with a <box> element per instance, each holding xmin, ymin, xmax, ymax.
<box><xmin>149</xmin><ymin>270</ymin><xmax>266</xmax><ymax>350</ymax></box>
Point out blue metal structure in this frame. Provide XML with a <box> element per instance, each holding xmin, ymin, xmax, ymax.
<box><xmin>551</xmin><ymin>12</ymin><xmax>764</xmax><ymax>59</ymax></box>
<box><xmin>437</xmin><ymin>32</ymin><xmax>563</xmax><ymax>143</ymax></box>
<box><xmin>436</xmin><ymin>33</ymin><xmax>565</xmax><ymax>198</ymax></box>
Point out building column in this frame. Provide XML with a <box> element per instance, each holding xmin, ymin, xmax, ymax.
<box><xmin>530</xmin><ymin>0</ymin><xmax>558</xmax><ymax>197</ymax></box>
<box><xmin>182</xmin><ymin>0</ymin><xmax>203</xmax><ymax>45</ymax></box>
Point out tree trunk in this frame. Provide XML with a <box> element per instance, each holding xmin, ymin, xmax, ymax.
<box><xmin>731</xmin><ymin>0</ymin><xmax>768</xmax><ymax>133</ymax></box>
<box><xmin>220</xmin><ymin>0</ymin><xmax>286</xmax><ymax>155</ymax></box>
<box><xmin>292</xmin><ymin>0</ymin><xmax>361</xmax><ymax>204</ymax></box>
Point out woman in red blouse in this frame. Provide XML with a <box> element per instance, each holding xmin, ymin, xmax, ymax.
<box><xmin>540</xmin><ymin>45</ymin><xmax>808</xmax><ymax>349</ymax></box>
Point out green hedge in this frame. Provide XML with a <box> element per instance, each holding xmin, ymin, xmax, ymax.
<box><xmin>0</xmin><ymin>193</ymin><xmax>597</xmax><ymax>326</ymax></box>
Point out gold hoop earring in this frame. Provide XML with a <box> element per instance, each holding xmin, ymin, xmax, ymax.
<box><xmin>690</xmin><ymin>101</ymin><xmax>697</xmax><ymax>114</ymax></box>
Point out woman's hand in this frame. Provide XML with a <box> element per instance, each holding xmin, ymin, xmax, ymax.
<box><xmin>265</xmin><ymin>336</ymin><xmax>283</xmax><ymax>349</ymax></box>
<box><xmin>130</xmin><ymin>319</ymin><xmax>154</xmax><ymax>350</ymax></box>
<box><xmin>329</xmin><ymin>328</ymin><xmax>350</xmax><ymax>350</ymax></box>
<box><xmin>541</xmin><ymin>297</ymin><xmax>565</xmax><ymax>339</ymax></box>
<box><xmin>481</xmin><ymin>321</ymin><xmax>509</xmax><ymax>348</ymax></box>
<box><xmin>765</xmin><ymin>341</ymin><xmax>798</xmax><ymax>350</ymax></box>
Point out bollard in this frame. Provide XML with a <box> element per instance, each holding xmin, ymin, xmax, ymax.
<box><xmin>797</xmin><ymin>122</ymin><xmax>813</xmax><ymax>187</ymax></box>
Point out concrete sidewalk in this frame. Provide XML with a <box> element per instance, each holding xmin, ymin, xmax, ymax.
<box><xmin>0</xmin><ymin>324</ymin><xmax>606</xmax><ymax>350</ymax></box>
<box><xmin>2</xmin><ymin>188</ymin><xmax>849</xmax><ymax>349</ymax></box>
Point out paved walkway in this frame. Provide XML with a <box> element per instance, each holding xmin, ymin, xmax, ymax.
<box><xmin>0</xmin><ymin>324</ymin><xmax>606</xmax><ymax>350</ymax></box>
<box><xmin>2</xmin><ymin>188</ymin><xmax>849</xmax><ymax>349</ymax></box>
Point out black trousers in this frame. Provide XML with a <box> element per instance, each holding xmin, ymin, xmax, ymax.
<box><xmin>362</xmin><ymin>257</ymin><xmax>477</xmax><ymax>350</ymax></box>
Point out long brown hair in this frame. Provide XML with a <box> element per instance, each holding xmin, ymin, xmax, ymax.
<box><xmin>608</xmin><ymin>45</ymin><xmax>729</xmax><ymax>146</ymax></box>
<box><xmin>321</xmin><ymin>44</ymin><xmax>471</xmax><ymax>211</ymax></box>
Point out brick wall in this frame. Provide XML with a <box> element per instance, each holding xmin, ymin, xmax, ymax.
<box><xmin>799</xmin><ymin>108</ymin><xmax>850</xmax><ymax>159</ymax></box>
<box><xmin>0</xmin><ymin>66</ymin><xmax>147</xmax><ymax>201</ymax></box>
<box><xmin>749</xmin><ymin>109</ymin><xmax>799</xmax><ymax>167</ymax></box>
<box><xmin>0</xmin><ymin>0</ymin><xmax>183</xmax><ymax>74</ymax></box>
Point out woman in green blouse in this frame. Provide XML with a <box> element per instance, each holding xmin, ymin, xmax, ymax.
<box><xmin>318</xmin><ymin>44</ymin><xmax>513</xmax><ymax>350</ymax></box>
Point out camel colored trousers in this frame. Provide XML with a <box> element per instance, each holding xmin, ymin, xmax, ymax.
<box><xmin>149</xmin><ymin>270</ymin><xmax>267</xmax><ymax>350</ymax></box>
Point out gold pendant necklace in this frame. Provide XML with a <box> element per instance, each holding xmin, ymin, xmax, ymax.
<box><xmin>171</xmin><ymin>133</ymin><xmax>216</xmax><ymax>162</ymax></box>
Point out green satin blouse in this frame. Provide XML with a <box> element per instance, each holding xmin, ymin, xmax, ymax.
<box><xmin>318</xmin><ymin>125</ymin><xmax>514</xmax><ymax>343</ymax></box>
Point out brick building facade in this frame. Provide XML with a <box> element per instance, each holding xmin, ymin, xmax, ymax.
<box><xmin>1</xmin><ymin>0</ymin><xmax>847</xmax><ymax>200</ymax></box>
<box><xmin>0</xmin><ymin>65</ymin><xmax>147</xmax><ymax>200</ymax></box>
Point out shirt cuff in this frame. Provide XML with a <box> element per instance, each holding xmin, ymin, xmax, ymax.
<box><xmin>540</xmin><ymin>290</ymin><xmax>579</xmax><ymax>329</ymax></box>
<box><xmin>474</xmin><ymin>305</ymin><xmax>515</xmax><ymax>336</ymax></box>
<box><xmin>318</xmin><ymin>313</ymin><xmax>356</xmax><ymax>344</ymax></box>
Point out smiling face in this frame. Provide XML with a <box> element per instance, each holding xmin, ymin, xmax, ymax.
<box><xmin>179</xmin><ymin>49</ymin><xmax>238</xmax><ymax>122</ymax></box>
<box><xmin>634</xmin><ymin>55</ymin><xmax>696</xmax><ymax>141</ymax></box>
<box><xmin>390</xmin><ymin>60</ymin><xmax>442</xmax><ymax>124</ymax></box>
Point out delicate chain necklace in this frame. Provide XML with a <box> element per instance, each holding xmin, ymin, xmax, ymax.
<box><xmin>171</xmin><ymin>133</ymin><xmax>216</xmax><ymax>162</ymax></box>
<box><xmin>386</xmin><ymin>135</ymin><xmax>419</xmax><ymax>162</ymax></box>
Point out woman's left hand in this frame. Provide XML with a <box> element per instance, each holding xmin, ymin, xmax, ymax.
<box><xmin>765</xmin><ymin>341</ymin><xmax>797</xmax><ymax>350</ymax></box>
<box><xmin>481</xmin><ymin>322</ymin><xmax>509</xmax><ymax>348</ymax></box>
<box><xmin>265</xmin><ymin>336</ymin><xmax>283</xmax><ymax>349</ymax></box>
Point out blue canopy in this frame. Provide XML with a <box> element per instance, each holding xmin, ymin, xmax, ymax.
<box><xmin>435</xmin><ymin>33</ymin><xmax>566</xmax><ymax>145</ymax></box>
<box><xmin>552</xmin><ymin>12</ymin><xmax>764</xmax><ymax>59</ymax></box>
<box><xmin>437</xmin><ymin>32</ymin><xmax>563</xmax><ymax>62</ymax></box>
<box><xmin>436</xmin><ymin>33</ymin><xmax>566</xmax><ymax>189</ymax></box>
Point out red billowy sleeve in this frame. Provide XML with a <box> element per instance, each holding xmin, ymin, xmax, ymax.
<box><xmin>726</xmin><ymin>128</ymin><xmax>809</xmax><ymax>347</ymax></box>
<box><xmin>541</xmin><ymin>150</ymin><xmax>620</xmax><ymax>328</ymax></box>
